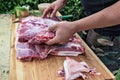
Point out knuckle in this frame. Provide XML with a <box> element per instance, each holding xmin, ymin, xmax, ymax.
<box><xmin>59</xmin><ymin>41</ymin><xmax>66</xmax><ymax>44</ymax></box>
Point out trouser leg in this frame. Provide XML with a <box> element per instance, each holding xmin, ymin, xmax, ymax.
<box><xmin>86</xmin><ymin>30</ymin><xmax>120</xmax><ymax>75</ymax></box>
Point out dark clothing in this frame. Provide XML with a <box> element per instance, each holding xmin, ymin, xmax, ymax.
<box><xmin>80</xmin><ymin>0</ymin><xmax>120</xmax><ymax>74</ymax></box>
<box><xmin>81</xmin><ymin>0</ymin><xmax>120</xmax><ymax>36</ymax></box>
<box><xmin>86</xmin><ymin>30</ymin><xmax>120</xmax><ymax>74</ymax></box>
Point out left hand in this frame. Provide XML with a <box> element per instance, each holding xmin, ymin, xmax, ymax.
<box><xmin>41</xmin><ymin>0</ymin><xmax>66</xmax><ymax>18</ymax></box>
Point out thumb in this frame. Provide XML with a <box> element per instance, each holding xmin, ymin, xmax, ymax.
<box><xmin>50</xmin><ymin>7</ymin><xmax>57</xmax><ymax>18</ymax></box>
<box><xmin>45</xmin><ymin>37</ymin><xmax>59</xmax><ymax>45</ymax></box>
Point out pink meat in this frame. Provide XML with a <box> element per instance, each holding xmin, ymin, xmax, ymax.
<box><xmin>28</xmin><ymin>31</ymin><xmax>55</xmax><ymax>44</ymax></box>
<box><xmin>17</xmin><ymin>16</ymin><xmax>58</xmax><ymax>43</ymax></box>
<box><xmin>15</xmin><ymin>40</ymin><xmax>50</xmax><ymax>61</ymax></box>
<box><xmin>17</xmin><ymin>24</ymin><xmax>42</xmax><ymax>42</ymax></box>
<box><xmin>34</xmin><ymin>44</ymin><xmax>50</xmax><ymax>59</ymax></box>
<box><xmin>57</xmin><ymin>57</ymin><xmax>101</xmax><ymax>80</ymax></box>
<box><xmin>15</xmin><ymin>41</ymin><xmax>35</xmax><ymax>61</ymax></box>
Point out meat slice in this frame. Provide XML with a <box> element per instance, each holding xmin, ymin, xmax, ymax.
<box><xmin>49</xmin><ymin>36</ymin><xmax>85</xmax><ymax>56</ymax></box>
<box><xmin>57</xmin><ymin>57</ymin><xmax>101</xmax><ymax>80</ymax></box>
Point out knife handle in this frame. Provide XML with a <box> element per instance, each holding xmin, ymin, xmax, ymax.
<box><xmin>58</xmin><ymin>15</ymin><xmax>73</xmax><ymax>19</ymax></box>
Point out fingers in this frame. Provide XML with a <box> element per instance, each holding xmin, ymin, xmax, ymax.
<box><xmin>46</xmin><ymin>25</ymin><xmax>57</xmax><ymax>45</ymax></box>
<box><xmin>42</xmin><ymin>6</ymin><xmax>57</xmax><ymax>18</ymax></box>
<box><xmin>46</xmin><ymin>24</ymin><xmax>61</xmax><ymax>45</ymax></box>
<box><xmin>50</xmin><ymin>7</ymin><xmax>57</xmax><ymax>18</ymax></box>
<box><xmin>41</xmin><ymin>7</ymin><xmax>51</xmax><ymax>18</ymax></box>
<box><xmin>46</xmin><ymin>32</ymin><xmax>68</xmax><ymax>45</ymax></box>
<box><xmin>45</xmin><ymin>36</ymin><xmax>60</xmax><ymax>45</ymax></box>
<box><xmin>45</xmin><ymin>39</ymin><xmax>56</xmax><ymax>45</ymax></box>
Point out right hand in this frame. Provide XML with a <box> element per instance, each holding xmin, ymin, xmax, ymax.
<box><xmin>45</xmin><ymin>21</ymin><xmax>77</xmax><ymax>45</ymax></box>
<box><xmin>42</xmin><ymin>0</ymin><xmax>67</xmax><ymax>18</ymax></box>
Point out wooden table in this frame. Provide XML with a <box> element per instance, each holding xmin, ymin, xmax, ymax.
<box><xmin>9</xmin><ymin>19</ymin><xmax>115</xmax><ymax>80</ymax></box>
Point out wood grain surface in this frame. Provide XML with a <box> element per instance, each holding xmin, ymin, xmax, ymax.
<box><xmin>9</xmin><ymin>20</ymin><xmax>115</xmax><ymax>80</ymax></box>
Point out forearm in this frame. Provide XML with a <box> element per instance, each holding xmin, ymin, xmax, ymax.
<box><xmin>57</xmin><ymin>0</ymin><xmax>67</xmax><ymax>3</ymax></box>
<box><xmin>57</xmin><ymin>0</ymin><xmax>67</xmax><ymax>1</ymax></box>
<box><xmin>73</xmin><ymin>1</ymin><xmax>120</xmax><ymax>32</ymax></box>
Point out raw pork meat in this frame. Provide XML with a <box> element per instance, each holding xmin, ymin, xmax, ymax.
<box><xmin>15</xmin><ymin>16</ymin><xmax>85</xmax><ymax>61</ymax></box>
<box><xmin>17</xmin><ymin>16</ymin><xmax>57</xmax><ymax>43</ymax></box>
<box><xmin>15</xmin><ymin>41</ymin><xmax>35</xmax><ymax>61</ymax></box>
<box><xmin>57</xmin><ymin>57</ymin><xmax>101</xmax><ymax>80</ymax></box>
<box><xmin>15</xmin><ymin>39</ymin><xmax>50</xmax><ymax>61</ymax></box>
<box><xmin>28</xmin><ymin>31</ymin><xmax>55</xmax><ymax>44</ymax></box>
<box><xmin>49</xmin><ymin>36</ymin><xmax>84</xmax><ymax>56</ymax></box>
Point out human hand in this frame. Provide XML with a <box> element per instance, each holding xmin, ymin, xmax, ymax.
<box><xmin>45</xmin><ymin>21</ymin><xmax>77</xmax><ymax>45</ymax></box>
<box><xmin>42</xmin><ymin>0</ymin><xmax>67</xmax><ymax>18</ymax></box>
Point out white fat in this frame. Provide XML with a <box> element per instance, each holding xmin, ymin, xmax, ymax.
<box><xmin>27</xmin><ymin>27</ymin><xmax>41</xmax><ymax>34</ymax></box>
<box><xmin>64</xmin><ymin>60</ymin><xmax>71</xmax><ymax>80</ymax></box>
<box><xmin>66</xmin><ymin>43</ymin><xmax>81</xmax><ymax>49</ymax></box>
<box><xmin>57</xmin><ymin>51</ymin><xmax>82</xmax><ymax>56</ymax></box>
<box><xmin>80</xmin><ymin>62</ymin><xmax>88</xmax><ymax>68</ymax></box>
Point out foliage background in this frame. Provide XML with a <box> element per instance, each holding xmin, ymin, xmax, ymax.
<box><xmin>0</xmin><ymin>0</ymin><xmax>85</xmax><ymax>21</ymax></box>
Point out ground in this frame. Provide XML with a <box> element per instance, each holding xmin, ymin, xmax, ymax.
<box><xmin>0</xmin><ymin>14</ymin><xmax>12</xmax><ymax>80</ymax></box>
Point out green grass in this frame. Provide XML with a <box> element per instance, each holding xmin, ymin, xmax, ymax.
<box><xmin>116</xmin><ymin>68</ymin><xmax>120</xmax><ymax>80</ymax></box>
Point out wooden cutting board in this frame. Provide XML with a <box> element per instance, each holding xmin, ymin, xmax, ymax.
<box><xmin>9</xmin><ymin>21</ymin><xmax>115</xmax><ymax>80</ymax></box>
